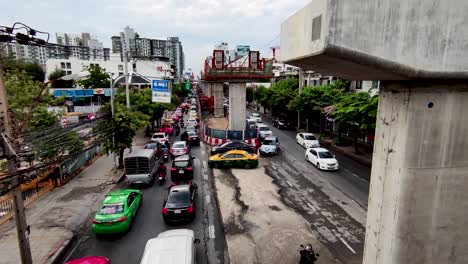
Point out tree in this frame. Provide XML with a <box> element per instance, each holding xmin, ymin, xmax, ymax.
<box><xmin>77</xmin><ymin>64</ymin><xmax>110</xmax><ymax>88</ymax></box>
<box><xmin>173</xmin><ymin>83</ymin><xmax>189</xmax><ymax>98</ymax></box>
<box><xmin>1</xmin><ymin>57</ymin><xmax>45</xmax><ymax>82</ymax></box>
<box><xmin>332</xmin><ymin>92</ymin><xmax>379</xmax><ymax>153</ymax></box>
<box><xmin>4</xmin><ymin>69</ymin><xmax>60</xmax><ymax>134</ymax></box>
<box><xmin>48</xmin><ymin>68</ymin><xmax>74</xmax><ymax>88</ymax></box>
<box><xmin>246</xmin><ymin>87</ymin><xmax>254</xmax><ymax>104</ymax></box>
<box><xmin>98</xmin><ymin>103</ymin><xmax>149</xmax><ymax>168</ymax></box>
<box><xmin>288</xmin><ymin>80</ymin><xmax>347</xmax><ymax>132</ymax></box>
<box><xmin>269</xmin><ymin>78</ymin><xmax>298</xmax><ymax>116</ymax></box>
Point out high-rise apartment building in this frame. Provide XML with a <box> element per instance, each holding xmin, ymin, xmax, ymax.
<box><xmin>111</xmin><ymin>27</ymin><xmax>185</xmax><ymax>81</ymax></box>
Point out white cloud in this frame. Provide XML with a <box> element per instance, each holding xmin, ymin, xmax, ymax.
<box><xmin>1</xmin><ymin>0</ymin><xmax>311</xmax><ymax>74</ymax></box>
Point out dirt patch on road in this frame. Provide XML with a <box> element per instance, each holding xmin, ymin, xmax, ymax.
<box><xmin>213</xmin><ymin>161</ymin><xmax>340</xmax><ymax>264</ymax></box>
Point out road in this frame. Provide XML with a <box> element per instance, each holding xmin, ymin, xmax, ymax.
<box><xmin>247</xmin><ymin>109</ymin><xmax>369</xmax><ymax>263</ymax></box>
<box><xmin>65</xmin><ymin>117</ymin><xmax>226</xmax><ymax>264</ymax></box>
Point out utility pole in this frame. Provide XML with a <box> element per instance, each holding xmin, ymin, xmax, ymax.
<box><xmin>0</xmin><ymin>61</ymin><xmax>33</xmax><ymax>264</ymax></box>
<box><xmin>123</xmin><ymin>50</ymin><xmax>130</xmax><ymax>108</ymax></box>
<box><xmin>109</xmin><ymin>74</ymin><xmax>116</xmax><ymax>173</ymax></box>
<box><xmin>297</xmin><ymin>69</ymin><xmax>303</xmax><ymax>130</ymax></box>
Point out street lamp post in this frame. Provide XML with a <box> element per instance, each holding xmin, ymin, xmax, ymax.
<box><xmin>109</xmin><ymin>73</ymin><xmax>117</xmax><ymax>173</ymax></box>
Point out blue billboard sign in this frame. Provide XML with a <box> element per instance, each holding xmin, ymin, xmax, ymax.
<box><xmin>151</xmin><ymin>79</ymin><xmax>172</xmax><ymax>103</ymax></box>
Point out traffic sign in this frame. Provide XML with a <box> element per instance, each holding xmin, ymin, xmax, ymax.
<box><xmin>151</xmin><ymin>79</ymin><xmax>172</xmax><ymax>103</ymax></box>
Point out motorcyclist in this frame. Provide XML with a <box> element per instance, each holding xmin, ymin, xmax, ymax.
<box><xmin>156</xmin><ymin>160</ymin><xmax>167</xmax><ymax>177</ymax></box>
<box><xmin>175</xmin><ymin>124</ymin><xmax>180</xmax><ymax>136</ymax></box>
<box><xmin>181</xmin><ymin>130</ymin><xmax>189</xmax><ymax>142</ymax></box>
<box><xmin>299</xmin><ymin>244</ymin><xmax>318</xmax><ymax>264</ymax></box>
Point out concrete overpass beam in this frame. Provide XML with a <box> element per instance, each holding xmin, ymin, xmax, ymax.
<box><xmin>228</xmin><ymin>82</ymin><xmax>246</xmax><ymax>131</ymax></box>
<box><xmin>213</xmin><ymin>83</ymin><xmax>224</xmax><ymax>118</ymax></box>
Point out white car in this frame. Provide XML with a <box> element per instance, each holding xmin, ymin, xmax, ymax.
<box><xmin>250</xmin><ymin>113</ymin><xmax>262</xmax><ymax>123</ymax></box>
<box><xmin>296</xmin><ymin>133</ymin><xmax>320</xmax><ymax>148</ymax></box>
<box><xmin>151</xmin><ymin>132</ymin><xmax>169</xmax><ymax>144</ymax></box>
<box><xmin>257</xmin><ymin>124</ymin><xmax>272</xmax><ymax>139</ymax></box>
<box><xmin>305</xmin><ymin>148</ymin><xmax>339</xmax><ymax>171</ymax></box>
<box><xmin>187</xmin><ymin>118</ymin><xmax>198</xmax><ymax>127</ymax></box>
<box><xmin>189</xmin><ymin>110</ymin><xmax>197</xmax><ymax>116</ymax></box>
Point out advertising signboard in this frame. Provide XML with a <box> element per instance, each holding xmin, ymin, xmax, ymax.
<box><xmin>151</xmin><ymin>79</ymin><xmax>172</xmax><ymax>103</ymax></box>
<box><xmin>236</xmin><ymin>45</ymin><xmax>250</xmax><ymax>57</ymax></box>
<box><xmin>213</xmin><ymin>50</ymin><xmax>225</xmax><ymax>69</ymax></box>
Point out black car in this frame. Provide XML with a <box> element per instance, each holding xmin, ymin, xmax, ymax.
<box><xmin>171</xmin><ymin>155</ymin><xmax>195</xmax><ymax>182</ymax></box>
<box><xmin>272</xmin><ymin>118</ymin><xmax>292</xmax><ymax>129</ymax></box>
<box><xmin>187</xmin><ymin>131</ymin><xmax>200</xmax><ymax>145</ymax></box>
<box><xmin>162</xmin><ymin>183</ymin><xmax>198</xmax><ymax>224</ymax></box>
<box><xmin>144</xmin><ymin>142</ymin><xmax>161</xmax><ymax>156</ymax></box>
<box><xmin>210</xmin><ymin>141</ymin><xmax>255</xmax><ymax>156</ymax></box>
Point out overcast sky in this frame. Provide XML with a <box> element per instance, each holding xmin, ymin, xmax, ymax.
<box><xmin>1</xmin><ymin>0</ymin><xmax>310</xmax><ymax>75</ymax></box>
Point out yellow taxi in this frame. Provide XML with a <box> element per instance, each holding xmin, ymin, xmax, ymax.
<box><xmin>208</xmin><ymin>150</ymin><xmax>258</xmax><ymax>169</ymax></box>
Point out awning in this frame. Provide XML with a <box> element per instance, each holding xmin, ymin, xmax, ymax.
<box><xmin>53</xmin><ymin>89</ymin><xmax>94</xmax><ymax>98</ymax></box>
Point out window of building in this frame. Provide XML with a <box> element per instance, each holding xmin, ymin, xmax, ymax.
<box><xmin>61</xmin><ymin>62</ymin><xmax>65</xmax><ymax>69</ymax></box>
<box><xmin>66</xmin><ymin>62</ymin><xmax>71</xmax><ymax>69</ymax></box>
<box><xmin>119</xmin><ymin>72</ymin><xmax>124</xmax><ymax>76</ymax></box>
<box><xmin>132</xmin><ymin>63</ymin><xmax>137</xmax><ymax>72</ymax></box>
<box><xmin>355</xmin><ymin>81</ymin><xmax>362</xmax><ymax>90</ymax></box>
<box><xmin>66</xmin><ymin>71</ymin><xmax>72</xmax><ymax>75</ymax></box>
<box><xmin>118</xmin><ymin>65</ymin><xmax>123</xmax><ymax>71</ymax></box>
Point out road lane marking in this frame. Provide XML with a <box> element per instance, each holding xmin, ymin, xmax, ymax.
<box><xmin>339</xmin><ymin>237</ymin><xmax>356</xmax><ymax>254</ymax></box>
<box><xmin>202</xmin><ymin>162</ymin><xmax>206</xmax><ymax>171</ymax></box>
<box><xmin>205</xmin><ymin>194</ymin><xmax>210</xmax><ymax>204</ymax></box>
<box><xmin>286</xmin><ymin>180</ymin><xmax>293</xmax><ymax>187</ymax></box>
<box><xmin>201</xmin><ymin>150</ymin><xmax>206</xmax><ymax>155</ymax></box>
<box><xmin>203</xmin><ymin>173</ymin><xmax>208</xmax><ymax>180</ymax></box>
<box><xmin>209</xmin><ymin>225</ymin><xmax>216</xmax><ymax>239</ymax></box>
<box><xmin>306</xmin><ymin>202</ymin><xmax>317</xmax><ymax>213</ymax></box>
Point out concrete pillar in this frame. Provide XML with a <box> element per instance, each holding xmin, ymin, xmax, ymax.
<box><xmin>228</xmin><ymin>82</ymin><xmax>246</xmax><ymax>130</ymax></box>
<box><xmin>364</xmin><ymin>81</ymin><xmax>468</xmax><ymax>264</ymax></box>
<box><xmin>213</xmin><ymin>83</ymin><xmax>224</xmax><ymax>118</ymax></box>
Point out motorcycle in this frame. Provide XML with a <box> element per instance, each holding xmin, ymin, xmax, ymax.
<box><xmin>156</xmin><ymin>162</ymin><xmax>167</xmax><ymax>185</ymax></box>
<box><xmin>180</xmin><ymin>121</ymin><xmax>184</xmax><ymax>128</ymax></box>
<box><xmin>162</xmin><ymin>153</ymin><xmax>169</xmax><ymax>163</ymax></box>
<box><xmin>299</xmin><ymin>244</ymin><xmax>319</xmax><ymax>264</ymax></box>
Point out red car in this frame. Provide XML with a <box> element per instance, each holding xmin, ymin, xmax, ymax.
<box><xmin>159</xmin><ymin>124</ymin><xmax>174</xmax><ymax>135</ymax></box>
<box><xmin>171</xmin><ymin>114</ymin><xmax>180</xmax><ymax>123</ymax></box>
<box><xmin>66</xmin><ymin>256</ymin><xmax>111</xmax><ymax>264</ymax></box>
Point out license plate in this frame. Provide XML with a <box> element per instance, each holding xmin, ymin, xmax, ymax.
<box><xmin>179</xmin><ymin>170</ymin><xmax>184</xmax><ymax>174</ymax></box>
<box><xmin>174</xmin><ymin>210</ymin><xmax>181</xmax><ymax>214</ymax></box>
<box><xmin>104</xmin><ymin>222</ymin><xmax>112</xmax><ymax>225</ymax></box>
<box><xmin>159</xmin><ymin>177</ymin><xmax>163</xmax><ymax>180</ymax></box>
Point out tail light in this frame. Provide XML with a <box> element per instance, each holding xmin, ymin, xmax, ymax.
<box><xmin>186</xmin><ymin>167</ymin><xmax>193</xmax><ymax>171</ymax></box>
<box><xmin>170</xmin><ymin>149</ymin><xmax>174</xmax><ymax>153</ymax></box>
<box><xmin>92</xmin><ymin>219</ymin><xmax>100</xmax><ymax>224</ymax></box>
<box><xmin>184</xmin><ymin>148</ymin><xmax>188</xmax><ymax>153</ymax></box>
<box><xmin>171</xmin><ymin>167</ymin><xmax>176</xmax><ymax>171</ymax></box>
<box><xmin>116</xmin><ymin>216</ymin><xmax>127</xmax><ymax>222</ymax></box>
<box><xmin>187</xmin><ymin>205</ymin><xmax>194</xmax><ymax>213</ymax></box>
<box><xmin>162</xmin><ymin>208</ymin><xmax>168</xmax><ymax>215</ymax></box>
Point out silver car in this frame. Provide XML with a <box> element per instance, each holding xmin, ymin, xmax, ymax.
<box><xmin>259</xmin><ymin>136</ymin><xmax>280</xmax><ymax>156</ymax></box>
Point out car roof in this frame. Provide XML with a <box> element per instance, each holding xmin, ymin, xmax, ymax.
<box><xmin>222</xmin><ymin>149</ymin><xmax>251</xmax><ymax>155</ymax></box>
<box><xmin>104</xmin><ymin>189</ymin><xmax>136</xmax><ymax>203</ymax></box>
<box><xmin>311</xmin><ymin>147</ymin><xmax>330</xmax><ymax>152</ymax></box>
<box><xmin>125</xmin><ymin>149</ymin><xmax>155</xmax><ymax>158</ymax></box>
<box><xmin>174</xmin><ymin>155</ymin><xmax>191</xmax><ymax>161</ymax></box>
<box><xmin>302</xmin><ymin>132</ymin><xmax>315</xmax><ymax>136</ymax></box>
<box><xmin>256</xmin><ymin>123</ymin><xmax>268</xmax><ymax>127</ymax></box>
<box><xmin>264</xmin><ymin>136</ymin><xmax>277</xmax><ymax>140</ymax></box>
<box><xmin>170</xmin><ymin>184</ymin><xmax>191</xmax><ymax>192</ymax></box>
<box><xmin>172</xmin><ymin>141</ymin><xmax>187</xmax><ymax>146</ymax></box>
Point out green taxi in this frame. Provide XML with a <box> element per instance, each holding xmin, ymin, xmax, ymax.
<box><xmin>92</xmin><ymin>189</ymin><xmax>142</xmax><ymax>235</ymax></box>
<box><xmin>208</xmin><ymin>150</ymin><xmax>258</xmax><ymax>169</ymax></box>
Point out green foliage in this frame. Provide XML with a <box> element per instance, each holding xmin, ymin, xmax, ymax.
<box><xmin>77</xmin><ymin>64</ymin><xmax>110</xmax><ymax>88</ymax></box>
<box><xmin>288</xmin><ymin>81</ymin><xmax>346</xmax><ymax>113</ymax></box>
<box><xmin>98</xmin><ymin>103</ymin><xmax>149</xmax><ymax>168</ymax></box>
<box><xmin>1</xmin><ymin>57</ymin><xmax>45</xmax><ymax>82</ymax></box>
<box><xmin>253</xmin><ymin>79</ymin><xmax>298</xmax><ymax>114</ymax></box>
<box><xmin>173</xmin><ymin>83</ymin><xmax>189</xmax><ymax>98</ymax></box>
<box><xmin>246</xmin><ymin>87</ymin><xmax>254</xmax><ymax>103</ymax></box>
<box><xmin>48</xmin><ymin>68</ymin><xmax>74</xmax><ymax>88</ymax></box>
<box><xmin>333</xmin><ymin>92</ymin><xmax>378</xmax><ymax>130</ymax></box>
<box><xmin>4</xmin><ymin>69</ymin><xmax>60</xmax><ymax>132</ymax></box>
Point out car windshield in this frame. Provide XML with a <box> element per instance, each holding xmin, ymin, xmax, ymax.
<box><xmin>319</xmin><ymin>151</ymin><xmax>334</xmax><ymax>159</ymax></box>
<box><xmin>187</xmin><ymin>132</ymin><xmax>197</xmax><ymax>136</ymax></box>
<box><xmin>162</xmin><ymin>125</ymin><xmax>171</xmax><ymax>128</ymax></box>
<box><xmin>99</xmin><ymin>204</ymin><xmax>124</xmax><ymax>215</ymax></box>
<box><xmin>186</xmin><ymin>126</ymin><xmax>196</xmax><ymax>131</ymax></box>
<box><xmin>167</xmin><ymin>190</ymin><xmax>190</xmax><ymax>204</ymax></box>
<box><xmin>304</xmin><ymin>135</ymin><xmax>316</xmax><ymax>140</ymax></box>
<box><xmin>144</xmin><ymin>143</ymin><xmax>158</xmax><ymax>149</ymax></box>
<box><xmin>259</xmin><ymin>127</ymin><xmax>270</xmax><ymax>131</ymax></box>
<box><xmin>173</xmin><ymin>142</ymin><xmax>186</xmax><ymax>148</ymax></box>
<box><xmin>252</xmin><ymin>114</ymin><xmax>260</xmax><ymax>117</ymax></box>
<box><xmin>263</xmin><ymin>140</ymin><xmax>275</xmax><ymax>145</ymax></box>
<box><xmin>174</xmin><ymin>160</ymin><xmax>189</xmax><ymax>167</ymax></box>
<box><xmin>153</xmin><ymin>134</ymin><xmax>164</xmax><ymax>138</ymax></box>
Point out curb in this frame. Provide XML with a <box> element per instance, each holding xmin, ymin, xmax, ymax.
<box><xmin>319</xmin><ymin>139</ymin><xmax>372</xmax><ymax>168</ymax></box>
<box><xmin>48</xmin><ymin>235</ymin><xmax>75</xmax><ymax>264</ymax></box>
<box><xmin>110</xmin><ymin>170</ymin><xmax>125</xmax><ymax>184</ymax></box>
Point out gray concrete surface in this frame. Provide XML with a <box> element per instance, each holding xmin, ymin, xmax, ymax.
<box><xmin>213</xmin><ymin>82</ymin><xmax>224</xmax><ymax>118</ymax></box>
<box><xmin>65</xmin><ymin>119</ymin><xmax>227</xmax><ymax>264</ymax></box>
<box><xmin>281</xmin><ymin>0</ymin><xmax>468</xmax><ymax>79</ymax></box>
<box><xmin>228</xmin><ymin>83</ymin><xmax>246</xmax><ymax>130</ymax></box>
<box><xmin>364</xmin><ymin>82</ymin><xmax>468</xmax><ymax>264</ymax></box>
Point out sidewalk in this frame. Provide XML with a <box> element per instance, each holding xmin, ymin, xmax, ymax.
<box><xmin>248</xmin><ymin>105</ymin><xmax>373</xmax><ymax>168</ymax></box>
<box><xmin>0</xmin><ymin>154</ymin><xmax>123</xmax><ymax>264</ymax></box>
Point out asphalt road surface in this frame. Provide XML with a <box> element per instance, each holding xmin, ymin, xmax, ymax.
<box><xmin>65</xmin><ymin>119</ymin><xmax>226</xmax><ymax>264</ymax></box>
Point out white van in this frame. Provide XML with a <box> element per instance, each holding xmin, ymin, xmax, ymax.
<box><xmin>140</xmin><ymin>229</ymin><xmax>200</xmax><ymax>264</ymax></box>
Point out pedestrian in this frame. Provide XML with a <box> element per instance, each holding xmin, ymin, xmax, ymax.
<box><xmin>299</xmin><ymin>244</ymin><xmax>318</xmax><ymax>264</ymax></box>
